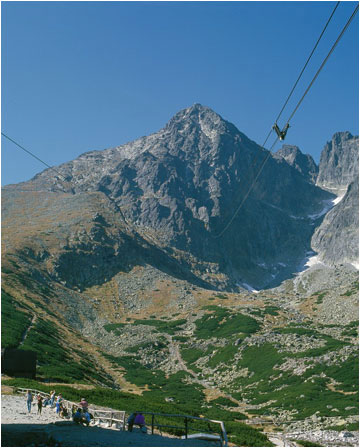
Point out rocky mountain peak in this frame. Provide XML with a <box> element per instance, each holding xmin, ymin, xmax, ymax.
<box><xmin>273</xmin><ymin>144</ymin><xmax>318</xmax><ymax>183</ymax></box>
<box><xmin>332</xmin><ymin>131</ymin><xmax>354</xmax><ymax>145</ymax></box>
<box><xmin>316</xmin><ymin>131</ymin><xmax>358</xmax><ymax>193</ymax></box>
<box><xmin>164</xmin><ymin>104</ymin><xmax>231</xmax><ymax>141</ymax></box>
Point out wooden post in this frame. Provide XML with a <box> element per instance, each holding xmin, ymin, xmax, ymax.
<box><xmin>151</xmin><ymin>414</ymin><xmax>155</xmax><ymax>435</ymax></box>
<box><xmin>110</xmin><ymin>412</ymin><xmax>113</xmax><ymax>427</ymax></box>
<box><xmin>185</xmin><ymin>417</ymin><xmax>188</xmax><ymax>439</ymax></box>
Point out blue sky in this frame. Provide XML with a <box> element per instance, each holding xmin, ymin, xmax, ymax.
<box><xmin>2</xmin><ymin>1</ymin><xmax>359</xmax><ymax>186</ymax></box>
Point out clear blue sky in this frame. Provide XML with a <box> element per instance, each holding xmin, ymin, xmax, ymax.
<box><xmin>2</xmin><ymin>1</ymin><xmax>359</xmax><ymax>186</ymax></box>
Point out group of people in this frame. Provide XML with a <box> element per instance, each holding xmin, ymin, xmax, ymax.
<box><xmin>72</xmin><ymin>398</ymin><xmax>93</xmax><ymax>426</ymax></box>
<box><xmin>25</xmin><ymin>390</ymin><xmax>147</xmax><ymax>433</ymax></box>
<box><xmin>25</xmin><ymin>390</ymin><xmax>56</xmax><ymax>415</ymax></box>
<box><xmin>25</xmin><ymin>391</ymin><xmax>90</xmax><ymax>422</ymax></box>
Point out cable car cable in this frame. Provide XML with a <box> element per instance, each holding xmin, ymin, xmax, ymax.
<box><xmin>1</xmin><ymin>131</ymin><xmax>67</xmax><ymax>182</ymax></box>
<box><xmin>285</xmin><ymin>3</ymin><xmax>359</xmax><ymax>126</ymax></box>
<box><xmin>214</xmin><ymin>136</ymin><xmax>279</xmax><ymax>238</ymax></box>
<box><xmin>260</xmin><ymin>1</ymin><xmax>340</xmax><ymax>149</ymax></box>
<box><xmin>274</xmin><ymin>1</ymin><xmax>340</xmax><ymax>125</ymax></box>
<box><xmin>214</xmin><ymin>3</ymin><xmax>358</xmax><ymax>238</ymax></box>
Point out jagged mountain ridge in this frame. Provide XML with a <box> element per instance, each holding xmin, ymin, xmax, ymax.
<box><xmin>5</xmin><ymin>104</ymin><xmax>335</xmax><ymax>290</ymax></box>
<box><xmin>273</xmin><ymin>144</ymin><xmax>318</xmax><ymax>183</ymax></box>
<box><xmin>316</xmin><ymin>131</ymin><xmax>359</xmax><ymax>194</ymax></box>
<box><xmin>309</xmin><ymin>131</ymin><xmax>359</xmax><ymax>267</ymax></box>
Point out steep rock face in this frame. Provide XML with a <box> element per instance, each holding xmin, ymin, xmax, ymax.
<box><xmin>4</xmin><ymin>104</ymin><xmax>334</xmax><ymax>289</ymax></box>
<box><xmin>316</xmin><ymin>132</ymin><xmax>359</xmax><ymax>193</ymax></box>
<box><xmin>273</xmin><ymin>145</ymin><xmax>318</xmax><ymax>183</ymax></box>
<box><xmin>311</xmin><ymin>176</ymin><xmax>359</xmax><ymax>267</ymax></box>
<box><xmin>311</xmin><ymin>132</ymin><xmax>359</xmax><ymax>266</ymax></box>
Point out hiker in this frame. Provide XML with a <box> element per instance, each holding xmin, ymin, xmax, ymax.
<box><xmin>55</xmin><ymin>394</ymin><xmax>62</xmax><ymax>415</ymax></box>
<box><xmin>83</xmin><ymin>410</ymin><xmax>91</xmax><ymax>426</ymax></box>
<box><xmin>50</xmin><ymin>390</ymin><xmax>56</xmax><ymax>407</ymax></box>
<box><xmin>73</xmin><ymin>407</ymin><xmax>90</xmax><ymax>426</ymax></box>
<box><xmin>79</xmin><ymin>398</ymin><xmax>89</xmax><ymax>412</ymax></box>
<box><xmin>37</xmin><ymin>394</ymin><xmax>43</xmax><ymax>415</ymax></box>
<box><xmin>26</xmin><ymin>390</ymin><xmax>32</xmax><ymax>413</ymax></box>
<box><xmin>127</xmin><ymin>412</ymin><xmax>137</xmax><ymax>432</ymax></box>
<box><xmin>73</xmin><ymin>408</ymin><xmax>83</xmax><ymax>424</ymax></box>
<box><xmin>134</xmin><ymin>412</ymin><xmax>146</xmax><ymax>432</ymax></box>
<box><xmin>60</xmin><ymin>404</ymin><xmax>69</xmax><ymax>419</ymax></box>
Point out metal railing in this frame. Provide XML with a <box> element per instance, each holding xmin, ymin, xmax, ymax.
<box><xmin>17</xmin><ymin>389</ymin><xmax>228</xmax><ymax>445</ymax></box>
<box><xmin>138</xmin><ymin>411</ymin><xmax>228</xmax><ymax>446</ymax></box>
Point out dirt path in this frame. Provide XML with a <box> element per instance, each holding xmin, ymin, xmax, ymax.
<box><xmin>168</xmin><ymin>337</ymin><xmax>253</xmax><ymax>417</ymax></box>
<box><xmin>19</xmin><ymin>315</ymin><xmax>37</xmax><ymax>346</ymax></box>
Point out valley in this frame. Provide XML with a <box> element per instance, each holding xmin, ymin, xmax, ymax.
<box><xmin>2</xmin><ymin>104</ymin><xmax>358</xmax><ymax>446</ymax></box>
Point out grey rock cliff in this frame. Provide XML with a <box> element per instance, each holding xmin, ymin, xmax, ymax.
<box><xmin>311</xmin><ymin>132</ymin><xmax>359</xmax><ymax>266</ymax></box>
<box><xmin>311</xmin><ymin>176</ymin><xmax>359</xmax><ymax>267</ymax></box>
<box><xmin>316</xmin><ymin>132</ymin><xmax>359</xmax><ymax>194</ymax></box>
<box><xmin>274</xmin><ymin>144</ymin><xmax>318</xmax><ymax>183</ymax></box>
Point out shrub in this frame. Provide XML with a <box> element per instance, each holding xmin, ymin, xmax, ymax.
<box><xmin>1</xmin><ymin>290</ymin><xmax>32</xmax><ymax>349</ymax></box>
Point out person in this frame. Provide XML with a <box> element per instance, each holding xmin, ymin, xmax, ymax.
<box><xmin>26</xmin><ymin>390</ymin><xmax>32</xmax><ymax>413</ymax></box>
<box><xmin>83</xmin><ymin>410</ymin><xmax>91</xmax><ymax>426</ymax></box>
<box><xmin>73</xmin><ymin>408</ymin><xmax>83</xmax><ymax>425</ymax></box>
<box><xmin>73</xmin><ymin>407</ymin><xmax>90</xmax><ymax>426</ymax></box>
<box><xmin>50</xmin><ymin>390</ymin><xmax>56</xmax><ymax>407</ymax></box>
<box><xmin>79</xmin><ymin>398</ymin><xmax>89</xmax><ymax>412</ymax></box>
<box><xmin>37</xmin><ymin>394</ymin><xmax>43</xmax><ymax>415</ymax></box>
<box><xmin>60</xmin><ymin>404</ymin><xmax>68</xmax><ymax>419</ymax></box>
<box><xmin>55</xmin><ymin>394</ymin><xmax>62</xmax><ymax>415</ymax></box>
<box><xmin>134</xmin><ymin>412</ymin><xmax>146</xmax><ymax>431</ymax></box>
<box><xmin>127</xmin><ymin>412</ymin><xmax>136</xmax><ymax>432</ymax></box>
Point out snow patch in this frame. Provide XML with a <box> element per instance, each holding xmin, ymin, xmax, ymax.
<box><xmin>307</xmin><ymin>199</ymin><xmax>334</xmax><ymax>220</ymax></box>
<box><xmin>332</xmin><ymin>194</ymin><xmax>345</xmax><ymax>206</ymax></box>
<box><xmin>351</xmin><ymin>262</ymin><xmax>359</xmax><ymax>270</ymax></box>
<box><xmin>240</xmin><ymin>283</ymin><xmax>260</xmax><ymax>293</ymax></box>
<box><xmin>304</xmin><ymin>255</ymin><xmax>324</xmax><ymax>268</ymax></box>
<box><xmin>308</xmin><ymin>193</ymin><xmax>345</xmax><ymax>220</ymax></box>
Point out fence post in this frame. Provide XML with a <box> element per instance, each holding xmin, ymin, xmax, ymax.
<box><xmin>185</xmin><ymin>417</ymin><xmax>188</xmax><ymax>439</ymax></box>
<box><xmin>151</xmin><ymin>414</ymin><xmax>155</xmax><ymax>435</ymax></box>
<box><xmin>110</xmin><ymin>412</ymin><xmax>113</xmax><ymax>427</ymax></box>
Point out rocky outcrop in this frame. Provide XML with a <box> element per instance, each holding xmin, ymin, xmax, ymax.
<box><xmin>311</xmin><ymin>176</ymin><xmax>359</xmax><ymax>267</ymax></box>
<box><xmin>274</xmin><ymin>144</ymin><xmax>318</xmax><ymax>183</ymax></box>
<box><xmin>311</xmin><ymin>131</ymin><xmax>358</xmax><ymax>266</ymax></box>
<box><xmin>316</xmin><ymin>132</ymin><xmax>359</xmax><ymax>194</ymax></box>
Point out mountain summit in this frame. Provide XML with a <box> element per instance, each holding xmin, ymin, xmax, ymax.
<box><xmin>3</xmin><ymin>105</ymin><xmax>347</xmax><ymax>289</ymax></box>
